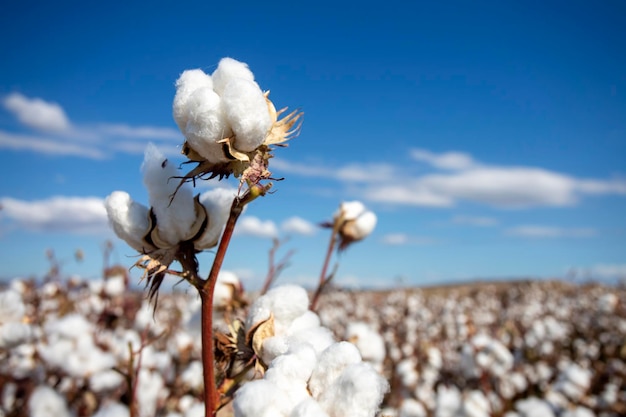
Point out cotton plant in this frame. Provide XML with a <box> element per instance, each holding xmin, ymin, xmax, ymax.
<box><xmin>105</xmin><ymin>57</ymin><xmax>302</xmax><ymax>416</ymax></box>
<box><xmin>232</xmin><ymin>285</ymin><xmax>389</xmax><ymax>417</ymax></box>
<box><xmin>311</xmin><ymin>201</ymin><xmax>377</xmax><ymax>309</ymax></box>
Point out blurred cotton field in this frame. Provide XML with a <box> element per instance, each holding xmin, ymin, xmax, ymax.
<box><xmin>1</xmin><ymin>272</ymin><xmax>624</xmax><ymax>417</ymax></box>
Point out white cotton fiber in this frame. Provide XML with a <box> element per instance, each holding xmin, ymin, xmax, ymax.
<box><xmin>264</xmin><ymin>367</ymin><xmax>311</xmax><ymax>413</ymax></box>
<box><xmin>28</xmin><ymin>385</ymin><xmax>71</xmax><ymax>417</ymax></box>
<box><xmin>288</xmin><ymin>310</ymin><xmax>321</xmax><ymax>334</ymax></box>
<box><xmin>287</xmin><ymin>326</ymin><xmax>335</xmax><ymax>357</ymax></box>
<box><xmin>0</xmin><ymin>322</ymin><xmax>32</xmax><ymax>349</ymax></box>
<box><xmin>213</xmin><ymin>270</ymin><xmax>241</xmax><ymax>308</ymax></box>
<box><xmin>246</xmin><ymin>285</ymin><xmax>309</xmax><ymax>333</ymax></box>
<box><xmin>104</xmin><ymin>191</ymin><xmax>150</xmax><ymax>252</ymax></box>
<box><xmin>92</xmin><ymin>402</ymin><xmax>130</xmax><ymax>417</ymax></box>
<box><xmin>211</xmin><ymin>57</ymin><xmax>256</xmax><ymax>96</ymax></box>
<box><xmin>308</xmin><ymin>341</ymin><xmax>362</xmax><ymax>399</ymax></box>
<box><xmin>0</xmin><ymin>290</ymin><xmax>25</xmax><ymax>324</ymax></box>
<box><xmin>142</xmin><ymin>143</ymin><xmax>196</xmax><ymax>246</ymax></box>
<box><xmin>173</xmin><ymin>69</ymin><xmax>213</xmax><ymax>131</ymax></box>
<box><xmin>184</xmin><ymin>87</ymin><xmax>232</xmax><ymax>163</ymax></box>
<box><xmin>399</xmin><ymin>398</ymin><xmax>427</xmax><ymax>417</ymax></box>
<box><xmin>89</xmin><ymin>369</ymin><xmax>124</xmax><ymax>393</ymax></box>
<box><xmin>290</xmin><ymin>398</ymin><xmax>331</xmax><ymax>417</ymax></box>
<box><xmin>318</xmin><ymin>362</ymin><xmax>389</xmax><ymax>417</ymax></box>
<box><xmin>196</xmin><ymin>187</ymin><xmax>235</xmax><ymax>250</ymax></box>
<box><xmin>346</xmin><ymin>322</ymin><xmax>386</xmax><ymax>367</ymax></box>
<box><xmin>336</xmin><ymin>201</ymin><xmax>365</xmax><ymax>221</ymax></box>
<box><xmin>233</xmin><ymin>379</ymin><xmax>287</xmax><ymax>417</ymax></box>
<box><xmin>221</xmin><ymin>78</ymin><xmax>271</xmax><ymax>152</ymax></box>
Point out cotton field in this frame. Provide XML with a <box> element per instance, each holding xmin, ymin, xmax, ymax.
<box><xmin>1</xmin><ymin>272</ymin><xmax>624</xmax><ymax>417</ymax></box>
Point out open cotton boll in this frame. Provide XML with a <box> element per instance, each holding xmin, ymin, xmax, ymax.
<box><xmin>0</xmin><ymin>290</ymin><xmax>25</xmax><ymax>324</ymax></box>
<box><xmin>142</xmin><ymin>143</ymin><xmax>196</xmax><ymax>245</ymax></box>
<box><xmin>336</xmin><ymin>201</ymin><xmax>365</xmax><ymax>221</ymax></box>
<box><xmin>290</xmin><ymin>398</ymin><xmax>331</xmax><ymax>417</ymax></box>
<box><xmin>0</xmin><ymin>322</ymin><xmax>32</xmax><ymax>349</ymax></box>
<box><xmin>89</xmin><ymin>369</ymin><xmax>124</xmax><ymax>393</ymax></box>
<box><xmin>264</xmin><ymin>367</ymin><xmax>311</xmax><ymax>413</ymax></box>
<box><xmin>343</xmin><ymin>211</ymin><xmax>377</xmax><ymax>241</ymax></box>
<box><xmin>213</xmin><ymin>270</ymin><xmax>242</xmax><ymax>309</ymax></box>
<box><xmin>222</xmin><ymin>78</ymin><xmax>272</xmax><ymax>152</ymax></box>
<box><xmin>184</xmin><ymin>87</ymin><xmax>232</xmax><ymax>163</ymax></box>
<box><xmin>211</xmin><ymin>57</ymin><xmax>256</xmax><ymax>96</ymax></box>
<box><xmin>173</xmin><ymin>69</ymin><xmax>213</xmax><ymax>131</ymax></box>
<box><xmin>308</xmin><ymin>341</ymin><xmax>362</xmax><ymax>399</ymax></box>
<box><xmin>92</xmin><ymin>402</ymin><xmax>130</xmax><ymax>417</ymax></box>
<box><xmin>399</xmin><ymin>398</ymin><xmax>427</xmax><ymax>417</ymax></box>
<box><xmin>105</xmin><ymin>192</ymin><xmax>152</xmax><ymax>253</ymax></box>
<box><xmin>318</xmin><ymin>362</ymin><xmax>389</xmax><ymax>417</ymax></box>
<box><xmin>346</xmin><ymin>322</ymin><xmax>386</xmax><ymax>368</ymax></box>
<box><xmin>196</xmin><ymin>187</ymin><xmax>235</xmax><ymax>250</ymax></box>
<box><xmin>28</xmin><ymin>385</ymin><xmax>71</xmax><ymax>417</ymax></box>
<box><xmin>233</xmin><ymin>379</ymin><xmax>288</xmax><ymax>417</ymax></box>
<box><xmin>246</xmin><ymin>285</ymin><xmax>310</xmax><ymax>333</ymax></box>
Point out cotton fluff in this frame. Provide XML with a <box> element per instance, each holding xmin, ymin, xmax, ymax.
<box><xmin>104</xmin><ymin>191</ymin><xmax>151</xmax><ymax>252</ymax></box>
<box><xmin>335</xmin><ymin>200</ymin><xmax>377</xmax><ymax>245</ymax></box>
<box><xmin>213</xmin><ymin>270</ymin><xmax>242</xmax><ymax>309</ymax></box>
<box><xmin>308</xmin><ymin>342</ymin><xmax>363</xmax><ymax>398</ymax></box>
<box><xmin>246</xmin><ymin>285</ymin><xmax>309</xmax><ymax>334</ymax></box>
<box><xmin>399</xmin><ymin>398</ymin><xmax>427</xmax><ymax>417</ymax></box>
<box><xmin>195</xmin><ymin>187</ymin><xmax>235</xmax><ymax>250</ymax></box>
<box><xmin>142</xmin><ymin>143</ymin><xmax>196</xmax><ymax>246</ymax></box>
<box><xmin>28</xmin><ymin>385</ymin><xmax>71</xmax><ymax>417</ymax></box>
<box><xmin>318</xmin><ymin>362</ymin><xmax>389</xmax><ymax>417</ymax></box>
<box><xmin>233</xmin><ymin>379</ymin><xmax>286</xmax><ymax>417</ymax></box>
<box><xmin>290</xmin><ymin>398</ymin><xmax>331</xmax><ymax>417</ymax></box>
<box><xmin>221</xmin><ymin>78</ymin><xmax>272</xmax><ymax>152</ymax></box>
<box><xmin>92</xmin><ymin>402</ymin><xmax>130</xmax><ymax>417</ymax></box>
<box><xmin>174</xmin><ymin>57</ymin><xmax>271</xmax><ymax>165</ymax></box>
<box><xmin>0</xmin><ymin>290</ymin><xmax>31</xmax><ymax>348</ymax></box>
<box><xmin>173</xmin><ymin>69</ymin><xmax>214</xmax><ymax>131</ymax></box>
<box><xmin>346</xmin><ymin>322</ymin><xmax>386</xmax><ymax>370</ymax></box>
<box><xmin>184</xmin><ymin>87</ymin><xmax>232</xmax><ymax>163</ymax></box>
<box><xmin>211</xmin><ymin>57</ymin><xmax>256</xmax><ymax>95</ymax></box>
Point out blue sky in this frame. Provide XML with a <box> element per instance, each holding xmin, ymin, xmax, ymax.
<box><xmin>1</xmin><ymin>0</ymin><xmax>625</xmax><ymax>289</ymax></box>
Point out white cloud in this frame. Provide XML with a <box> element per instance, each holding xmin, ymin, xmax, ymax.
<box><xmin>505</xmin><ymin>225</ymin><xmax>597</xmax><ymax>238</ymax></box>
<box><xmin>452</xmin><ymin>215</ymin><xmax>498</xmax><ymax>226</ymax></box>
<box><xmin>0</xmin><ymin>131</ymin><xmax>106</xmax><ymax>159</ymax></box>
<box><xmin>380</xmin><ymin>233</ymin><xmax>410</xmax><ymax>245</ymax></box>
<box><xmin>278</xmin><ymin>149</ymin><xmax>626</xmax><ymax>209</ymax></box>
<box><xmin>281</xmin><ymin>216</ymin><xmax>317</xmax><ymax>236</ymax></box>
<box><xmin>235</xmin><ymin>216</ymin><xmax>278</xmax><ymax>238</ymax></box>
<box><xmin>380</xmin><ymin>233</ymin><xmax>437</xmax><ymax>245</ymax></box>
<box><xmin>411</xmin><ymin>148</ymin><xmax>477</xmax><ymax>170</ymax></box>
<box><xmin>587</xmin><ymin>264</ymin><xmax>626</xmax><ymax>279</ymax></box>
<box><xmin>1</xmin><ymin>92</ymin><xmax>182</xmax><ymax>159</ymax></box>
<box><xmin>2</xmin><ymin>93</ymin><xmax>71</xmax><ymax>132</ymax></box>
<box><xmin>0</xmin><ymin>196</ymin><xmax>108</xmax><ymax>234</ymax></box>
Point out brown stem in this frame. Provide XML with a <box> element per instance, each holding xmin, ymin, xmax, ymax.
<box><xmin>310</xmin><ymin>226</ymin><xmax>338</xmax><ymax>311</ymax></box>
<box><xmin>200</xmin><ymin>196</ymin><xmax>244</xmax><ymax>417</ymax></box>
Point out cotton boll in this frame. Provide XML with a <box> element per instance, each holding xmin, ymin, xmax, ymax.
<box><xmin>290</xmin><ymin>398</ymin><xmax>331</xmax><ymax>417</ymax></box>
<box><xmin>92</xmin><ymin>402</ymin><xmax>130</xmax><ymax>417</ymax></box>
<box><xmin>184</xmin><ymin>403</ymin><xmax>205</xmax><ymax>417</ymax></box>
<box><xmin>104</xmin><ymin>274</ymin><xmax>126</xmax><ymax>297</ymax></box>
<box><xmin>181</xmin><ymin>360</ymin><xmax>204</xmax><ymax>390</ymax></box>
<box><xmin>233</xmin><ymin>379</ymin><xmax>287</xmax><ymax>417</ymax></box>
<box><xmin>462</xmin><ymin>390</ymin><xmax>490</xmax><ymax>417</ymax></box>
<box><xmin>89</xmin><ymin>369</ymin><xmax>124</xmax><ymax>393</ymax></box>
<box><xmin>336</xmin><ymin>201</ymin><xmax>365</xmax><ymax>221</ymax></box>
<box><xmin>399</xmin><ymin>398</ymin><xmax>427</xmax><ymax>417</ymax></box>
<box><xmin>184</xmin><ymin>87</ymin><xmax>232</xmax><ymax>163</ymax></box>
<box><xmin>513</xmin><ymin>397</ymin><xmax>555</xmax><ymax>417</ymax></box>
<box><xmin>0</xmin><ymin>290</ymin><xmax>25</xmax><ymax>324</ymax></box>
<box><xmin>28</xmin><ymin>385</ymin><xmax>71</xmax><ymax>417</ymax></box>
<box><xmin>0</xmin><ymin>322</ymin><xmax>32</xmax><ymax>348</ymax></box>
<box><xmin>308</xmin><ymin>341</ymin><xmax>362</xmax><ymax>399</ymax></box>
<box><xmin>247</xmin><ymin>285</ymin><xmax>310</xmax><ymax>333</ymax></box>
<box><xmin>288</xmin><ymin>326</ymin><xmax>335</xmax><ymax>357</ymax></box>
<box><xmin>136</xmin><ymin>369</ymin><xmax>166</xmax><ymax>417</ymax></box>
<box><xmin>288</xmin><ymin>311</ymin><xmax>321</xmax><ymax>334</ymax></box>
<box><xmin>221</xmin><ymin>78</ymin><xmax>272</xmax><ymax>152</ymax></box>
<box><xmin>346</xmin><ymin>322</ymin><xmax>386</xmax><ymax>369</ymax></box>
<box><xmin>173</xmin><ymin>68</ymin><xmax>213</xmax><ymax>131</ymax></box>
<box><xmin>264</xmin><ymin>367</ymin><xmax>312</xmax><ymax>413</ymax></box>
<box><xmin>345</xmin><ymin>211</ymin><xmax>377</xmax><ymax>241</ymax></box>
<box><xmin>436</xmin><ymin>385</ymin><xmax>462</xmax><ymax>417</ymax></box>
<box><xmin>105</xmin><ymin>191</ymin><xmax>152</xmax><ymax>252</ymax></box>
<box><xmin>213</xmin><ymin>270</ymin><xmax>242</xmax><ymax>309</ymax></box>
<box><xmin>211</xmin><ymin>57</ymin><xmax>256</xmax><ymax>96</ymax></box>
<box><xmin>142</xmin><ymin>143</ymin><xmax>196</xmax><ymax>246</ymax></box>
<box><xmin>318</xmin><ymin>362</ymin><xmax>389</xmax><ymax>417</ymax></box>
<box><xmin>196</xmin><ymin>187</ymin><xmax>235</xmax><ymax>250</ymax></box>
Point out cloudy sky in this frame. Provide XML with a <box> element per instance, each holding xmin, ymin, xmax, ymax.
<box><xmin>1</xmin><ymin>1</ymin><xmax>625</xmax><ymax>288</ymax></box>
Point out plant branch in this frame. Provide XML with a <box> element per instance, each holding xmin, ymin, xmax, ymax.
<box><xmin>199</xmin><ymin>195</ymin><xmax>245</xmax><ymax>417</ymax></box>
<box><xmin>310</xmin><ymin>225</ymin><xmax>339</xmax><ymax>311</ymax></box>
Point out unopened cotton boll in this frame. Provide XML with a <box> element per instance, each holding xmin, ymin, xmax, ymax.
<box><xmin>173</xmin><ymin>69</ymin><xmax>213</xmax><ymax>130</ymax></box>
<box><xmin>142</xmin><ymin>143</ymin><xmax>197</xmax><ymax>246</ymax></box>
<box><xmin>222</xmin><ymin>78</ymin><xmax>272</xmax><ymax>152</ymax></box>
<box><xmin>211</xmin><ymin>57</ymin><xmax>256</xmax><ymax>96</ymax></box>
<box><xmin>104</xmin><ymin>191</ymin><xmax>151</xmax><ymax>252</ymax></box>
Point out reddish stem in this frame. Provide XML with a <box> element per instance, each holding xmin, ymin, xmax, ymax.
<box><xmin>200</xmin><ymin>197</ymin><xmax>244</xmax><ymax>417</ymax></box>
<box><xmin>310</xmin><ymin>227</ymin><xmax>338</xmax><ymax>311</ymax></box>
